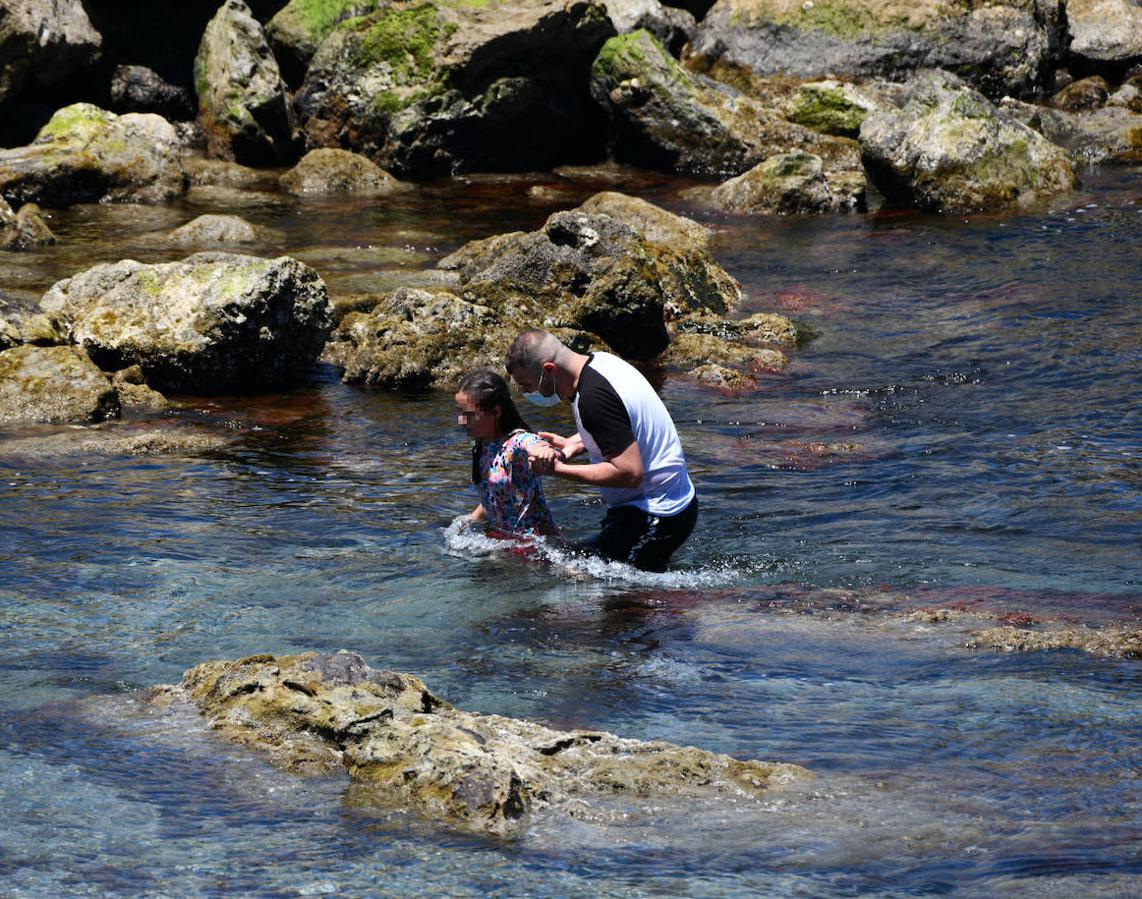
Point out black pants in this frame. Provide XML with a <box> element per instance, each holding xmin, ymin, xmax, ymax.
<box><xmin>579</xmin><ymin>496</ymin><xmax>698</xmax><ymax>572</ymax></box>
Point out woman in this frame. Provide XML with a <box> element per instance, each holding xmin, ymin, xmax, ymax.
<box><xmin>455</xmin><ymin>369</ymin><xmax>559</xmax><ymax>538</ymax></box>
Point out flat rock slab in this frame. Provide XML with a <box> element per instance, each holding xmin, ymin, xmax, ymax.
<box><xmin>149</xmin><ymin>651</ymin><xmax>811</xmax><ymax>836</ymax></box>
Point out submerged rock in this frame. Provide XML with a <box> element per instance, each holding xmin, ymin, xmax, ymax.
<box><xmin>0</xmin><ymin>103</ymin><xmax>187</xmax><ymax>207</ymax></box>
<box><xmin>0</xmin><ymin>344</ymin><xmax>119</xmax><ymax>424</ymax></box>
<box><xmin>0</xmin><ymin>0</ymin><xmax>102</xmax><ymax>107</ymax></box>
<box><xmin>860</xmin><ymin>70</ymin><xmax>1076</xmax><ymax>212</ymax></box>
<box><xmin>40</xmin><ymin>253</ymin><xmax>333</xmax><ymax>393</ymax></box>
<box><xmin>1</xmin><ymin>201</ymin><xmax>56</xmax><ymax>250</ymax></box>
<box><xmin>279</xmin><ymin>148</ymin><xmax>409</xmax><ymax>195</ymax></box>
<box><xmin>195</xmin><ymin>0</ymin><xmax>297</xmax><ymax>166</ymax></box>
<box><xmin>967</xmin><ymin>624</ymin><xmax>1141</xmax><ymax>659</ymax></box>
<box><xmin>685</xmin><ymin>0</ymin><xmax>1066</xmax><ymax>101</ymax></box>
<box><xmin>294</xmin><ymin>0</ymin><xmax>615</xmax><ymax>177</ymax></box>
<box><xmin>150</xmin><ymin>651</ymin><xmax>811</xmax><ymax>836</ymax></box>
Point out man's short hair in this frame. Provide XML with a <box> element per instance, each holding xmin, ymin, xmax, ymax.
<box><xmin>505</xmin><ymin>329</ymin><xmax>560</xmax><ymax>376</ymax></box>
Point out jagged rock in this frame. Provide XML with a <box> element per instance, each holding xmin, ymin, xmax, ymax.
<box><xmin>602</xmin><ymin>0</ymin><xmax>696</xmax><ymax>55</ymax></box>
<box><xmin>109</xmin><ymin>64</ymin><xmax>196</xmax><ymax>120</ymax></box>
<box><xmin>195</xmin><ymin>0</ymin><xmax>297</xmax><ymax>166</ymax></box>
<box><xmin>0</xmin><ymin>104</ymin><xmax>187</xmax><ymax>207</ymax></box>
<box><xmin>860</xmin><ymin>70</ymin><xmax>1076</xmax><ymax>212</ymax></box>
<box><xmin>660</xmin><ymin>332</ymin><xmax>789</xmax><ymax>371</ymax></box>
<box><xmin>165</xmin><ymin>214</ymin><xmax>259</xmax><ymax>246</ymax></box>
<box><xmin>39</xmin><ymin>253</ymin><xmax>333</xmax><ymax>393</ymax></box>
<box><xmin>576</xmin><ymin>190</ymin><xmax>712</xmax><ymax>250</ymax></box>
<box><xmin>688</xmin><ymin>363</ymin><xmax>756</xmax><ymax>391</ymax></box>
<box><xmin>441</xmin><ymin>208</ymin><xmax>739</xmax><ymax>357</ymax></box>
<box><xmin>0</xmin><ymin>0</ymin><xmax>102</xmax><ymax>106</ymax></box>
<box><xmin>590</xmin><ymin>29</ymin><xmax>862</xmax><ymax>179</ymax></box>
<box><xmin>0</xmin><ymin>292</ymin><xmax>56</xmax><ymax>350</ymax></box>
<box><xmin>266</xmin><ymin>0</ymin><xmax>387</xmax><ymax>87</ymax></box>
<box><xmin>1051</xmin><ymin>76</ymin><xmax>1110</xmax><ymax>112</ymax></box>
<box><xmin>294</xmin><ymin>0</ymin><xmax>615</xmax><ymax>177</ymax></box>
<box><xmin>684</xmin><ymin>0</ymin><xmax>1067</xmax><ymax>101</ymax></box>
<box><xmin>0</xmin><ymin>344</ymin><xmax>119</xmax><ymax>424</ymax></box>
<box><xmin>1000</xmin><ymin>97</ymin><xmax>1142</xmax><ymax>164</ymax></box>
<box><xmin>785</xmin><ymin>79</ymin><xmax>895</xmax><ymax>138</ymax></box>
<box><xmin>149</xmin><ymin>651</ymin><xmax>811</xmax><ymax>836</ymax></box>
<box><xmin>279</xmin><ymin>148</ymin><xmax>409</xmax><ymax>195</ymax></box>
<box><xmin>1065</xmin><ymin>0</ymin><xmax>1142</xmax><ymax>68</ymax></box>
<box><xmin>322</xmin><ymin>287</ymin><xmax>512</xmax><ymax>388</ymax></box>
<box><xmin>676</xmin><ymin>310</ymin><xmax>806</xmax><ymax>345</ymax></box>
<box><xmin>703</xmin><ymin>150</ymin><xmax>866</xmax><ymax>213</ymax></box>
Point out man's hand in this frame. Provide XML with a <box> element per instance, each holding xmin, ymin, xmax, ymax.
<box><xmin>528</xmin><ymin>441</ymin><xmax>560</xmax><ymax>475</ymax></box>
<box><xmin>538</xmin><ymin>431</ymin><xmax>584</xmax><ymax>460</ymax></box>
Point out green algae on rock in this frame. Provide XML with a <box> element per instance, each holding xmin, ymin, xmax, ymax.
<box><xmin>279</xmin><ymin>148</ymin><xmax>410</xmax><ymax>195</ymax></box>
<box><xmin>40</xmin><ymin>253</ymin><xmax>333</xmax><ymax>394</ymax></box>
<box><xmin>195</xmin><ymin>0</ymin><xmax>298</xmax><ymax>166</ymax></box>
<box><xmin>704</xmin><ymin>149</ymin><xmax>867</xmax><ymax>214</ymax></box>
<box><xmin>860</xmin><ymin>70</ymin><xmax>1076</xmax><ymax>213</ymax></box>
<box><xmin>150</xmin><ymin>651</ymin><xmax>811</xmax><ymax>836</ymax></box>
<box><xmin>0</xmin><ymin>103</ymin><xmax>187</xmax><ymax>207</ymax></box>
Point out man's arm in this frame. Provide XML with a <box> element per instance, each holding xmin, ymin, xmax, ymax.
<box><xmin>552</xmin><ymin>440</ymin><xmax>643</xmax><ymax>489</ymax></box>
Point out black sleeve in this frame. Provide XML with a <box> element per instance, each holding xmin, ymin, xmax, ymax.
<box><xmin>578</xmin><ymin>367</ymin><xmax>634</xmax><ymax>459</ymax></box>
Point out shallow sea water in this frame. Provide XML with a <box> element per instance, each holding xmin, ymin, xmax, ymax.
<box><xmin>0</xmin><ymin>164</ymin><xmax>1139</xmax><ymax>896</ymax></box>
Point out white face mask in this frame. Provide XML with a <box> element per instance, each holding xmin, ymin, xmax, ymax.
<box><xmin>523</xmin><ymin>367</ymin><xmax>560</xmax><ymax>407</ymax></box>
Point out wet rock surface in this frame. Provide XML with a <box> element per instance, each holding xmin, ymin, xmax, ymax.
<box><xmin>0</xmin><ymin>103</ymin><xmax>187</xmax><ymax>207</ymax></box>
<box><xmin>40</xmin><ymin>252</ymin><xmax>333</xmax><ymax>393</ymax></box>
<box><xmin>860</xmin><ymin>70</ymin><xmax>1076</xmax><ymax>212</ymax></box>
<box><xmin>279</xmin><ymin>148</ymin><xmax>409</xmax><ymax>195</ymax></box>
<box><xmin>703</xmin><ymin>149</ymin><xmax>866</xmax><ymax>214</ymax></box>
<box><xmin>0</xmin><ymin>343</ymin><xmax>119</xmax><ymax>424</ymax></box>
<box><xmin>164</xmin><ymin>214</ymin><xmax>260</xmax><ymax>246</ymax></box>
<box><xmin>148</xmin><ymin>651</ymin><xmax>812</xmax><ymax>836</ymax></box>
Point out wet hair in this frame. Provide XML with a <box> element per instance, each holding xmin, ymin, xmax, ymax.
<box><xmin>457</xmin><ymin>369</ymin><xmax>532</xmax><ymax>484</ymax></box>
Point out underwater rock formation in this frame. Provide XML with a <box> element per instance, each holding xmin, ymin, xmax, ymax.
<box><xmin>148</xmin><ymin>650</ymin><xmax>812</xmax><ymax>836</ymax></box>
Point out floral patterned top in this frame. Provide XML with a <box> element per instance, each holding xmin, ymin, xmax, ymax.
<box><xmin>474</xmin><ymin>430</ymin><xmax>556</xmax><ymax>536</ymax></box>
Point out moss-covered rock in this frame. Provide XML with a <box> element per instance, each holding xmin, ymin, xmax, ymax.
<box><xmin>151</xmin><ymin>651</ymin><xmax>811</xmax><ymax>835</ymax></box>
<box><xmin>591</xmin><ymin>29</ymin><xmax>863</xmax><ymax>179</ymax></box>
<box><xmin>704</xmin><ymin>150</ymin><xmax>866</xmax><ymax>214</ymax></box>
<box><xmin>685</xmin><ymin>0</ymin><xmax>1067</xmax><ymax>101</ymax></box>
<box><xmin>164</xmin><ymin>214</ymin><xmax>260</xmax><ymax>246</ymax></box>
<box><xmin>786</xmin><ymin>79</ymin><xmax>893</xmax><ymax>138</ymax></box>
<box><xmin>40</xmin><ymin>253</ymin><xmax>333</xmax><ymax>393</ymax></box>
<box><xmin>294</xmin><ymin>0</ymin><xmax>615</xmax><ymax>176</ymax></box>
<box><xmin>266</xmin><ymin>0</ymin><xmax>388</xmax><ymax>86</ymax></box>
<box><xmin>0</xmin><ymin>103</ymin><xmax>187</xmax><ymax>207</ymax></box>
<box><xmin>860</xmin><ymin>70</ymin><xmax>1076</xmax><ymax>213</ymax></box>
<box><xmin>0</xmin><ymin>344</ymin><xmax>119</xmax><ymax>424</ymax></box>
<box><xmin>195</xmin><ymin>0</ymin><xmax>298</xmax><ymax>166</ymax></box>
<box><xmin>279</xmin><ymin>148</ymin><xmax>410</xmax><ymax>194</ymax></box>
<box><xmin>1000</xmin><ymin>98</ymin><xmax>1142</xmax><ymax>165</ymax></box>
<box><xmin>1051</xmin><ymin>76</ymin><xmax>1110</xmax><ymax>113</ymax></box>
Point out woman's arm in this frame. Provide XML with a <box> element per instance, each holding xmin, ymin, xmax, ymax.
<box><xmin>552</xmin><ymin>440</ymin><xmax>643</xmax><ymax>489</ymax></box>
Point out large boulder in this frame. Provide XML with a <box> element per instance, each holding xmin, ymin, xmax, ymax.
<box><xmin>860</xmin><ymin>70</ymin><xmax>1076</xmax><ymax>212</ymax></box>
<box><xmin>195</xmin><ymin>0</ymin><xmax>297</xmax><ymax>166</ymax></box>
<box><xmin>109</xmin><ymin>65</ymin><xmax>197</xmax><ymax>121</ymax></box>
<box><xmin>1066</xmin><ymin>0</ymin><xmax>1142</xmax><ymax>69</ymax></box>
<box><xmin>294</xmin><ymin>0</ymin><xmax>615</xmax><ymax>177</ymax></box>
<box><xmin>0</xmin><ymin>0</ymin><xmax>102</xmax><ymax>107</ymax></box>
<box><xmin>150</xmin><ymin>651</ymin><xmax>811</xmax><ymax>836</ymax></box>
<box><xmin>590</xmin><ymin>29</ymin><xmax>861</xmax><ymax>178</ymax></box>
<box><xmin>705</xmin><ymin>150</ymin><xmax>866</xmax><ymax>213</ymax></box>
<box><xmin>684</xmin><ymin>0</ymin><xmax>1067</xmax><ymax>101</ymax></box>
<box><xmin>0</xmin><ymin>104</ymin><xmax>187</xmax><ymax>207</ymax></box>
<box><xmin>266</xmin><ymin>0</ymin><xmax>387</xmax><ymax>86</ymax></box>
<box><xmin>0</xmin><ymin>344</ymin><xmax>119</xmax><ymax>424</ymax></box>
<box><xmin>441</xmin><ymin>206</ymin><xmax>740</xmax><ymax>357</ymax></box>
<box><xmin>39</xmin><ymin>253</ymin><xmax>333</xmax><ymax>393</ymax></box>
<box><xmin>279</xmin><ymin>148</ymin><xmax>409</xmax><ymax>195</ymax></box>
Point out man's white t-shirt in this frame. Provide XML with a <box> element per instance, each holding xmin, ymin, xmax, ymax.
<box><xmin>571</xmin><ymin>352</ymin><xmax>695</xmax><ymax>517</ymax></box>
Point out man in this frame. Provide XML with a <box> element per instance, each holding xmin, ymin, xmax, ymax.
<box><xmin>505</xmin><ymin>329</ymin><xmax>698</xmax><ymax>572</ymax></box>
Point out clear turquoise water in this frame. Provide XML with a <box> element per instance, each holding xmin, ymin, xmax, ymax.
<box><xmin>0</xmin><ymin>166</ymin><xmax>1139</xmax><ymax>896</ymax></box>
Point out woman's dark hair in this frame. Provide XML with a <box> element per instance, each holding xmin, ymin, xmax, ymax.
<box><xmin>458</xmin><ymin>369</ymin><xmax>532</xmax><ymax>484</ymax></box>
